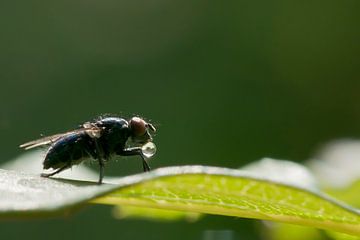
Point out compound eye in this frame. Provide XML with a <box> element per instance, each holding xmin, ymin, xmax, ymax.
<box><xmin>129</xmin><ymin>117</ymin><xmax>147</xmax><ymax>136</ymax></box>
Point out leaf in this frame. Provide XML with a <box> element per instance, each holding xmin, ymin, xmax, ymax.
<box><xmin>326</xmin><ymin>180</ymin><xmax>360</xmax><ymax>208</ymax></box>
<box><xmin>92</xmin><ymin>166</ymin><xmax>360</xmax><ymax>236</ymax></box>
<box><xmin>113</xmin><ymin>205</ymin><xmax>201</xmax><ymax>222</ymax></box>
<box><xmin>0</xmin><ymin>169</ymin><xmax>113</xmax><ymax>218</ymax></box>
<box><xmin>241</xmin><ymin>158</ymin><xmax>319</xmax><ymax>190</ymax></box>
<box><xmin>262</xmin><ymin>222</ymin><xmax>324</xmax><ymax>240</ymax></box>
<box><xmin>0</xmin><ymin>164</ymin><xmax>359</xmax><ymax>236</ymax></box>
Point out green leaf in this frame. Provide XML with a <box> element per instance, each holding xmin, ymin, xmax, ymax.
<box><xmin>113</xmin><ymin>205</ymin><xmax>201</xmax><ymax>222</ymax></box>
<box><xmin>1</xmin><ymin>165</ymin><xmax>359</xmax><ymax>236</ymax></box>
<box><xmin>92</xmin><ymin>166</ymin><xmax>360</xmax><ymax>236</ymax></box>
<box><xmin>326</xmin><ymin>180</ymin><xmax>360</xmax><ymax>209</ymax></box>
<box><xmin>262</xmin><ymin>223</ymin><xmax>324</xmax><ymax>240</ymax></box>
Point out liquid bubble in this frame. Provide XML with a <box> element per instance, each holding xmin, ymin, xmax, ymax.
<box><xmin>141</xmin><ymin>142</ymin><xmax>156</xmax><ymax>158</ymax></box>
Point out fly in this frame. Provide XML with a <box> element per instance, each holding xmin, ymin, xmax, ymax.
<box><xmin>20</xmin><ymin>115</ymin><xmax>157</xmax><ymax>184</ymax></box>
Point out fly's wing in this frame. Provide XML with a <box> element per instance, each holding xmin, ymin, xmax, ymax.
<box><xmin>19</xmin><ymin>126</ymin><xmax>102</xmax><ymax>150</ymax></box>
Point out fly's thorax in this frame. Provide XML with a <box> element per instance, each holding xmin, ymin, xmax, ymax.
<box><xmin>95</xmin><ymin>117</ymin><xmax>131</xmax><ymax>154</ymax></box>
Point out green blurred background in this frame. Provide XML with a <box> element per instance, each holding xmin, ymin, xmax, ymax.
<box><xmin>0</xmin><ymin>0</ymin><xmax>359</xmax><ymax>239</ymax></box>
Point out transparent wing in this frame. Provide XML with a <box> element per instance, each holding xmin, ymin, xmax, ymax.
<box><xmin>19</xmin><ymin>126</ymin><xmax>102</xmax><ymax>150</ymax></box>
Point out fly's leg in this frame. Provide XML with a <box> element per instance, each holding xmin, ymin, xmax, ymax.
<box><xmin>41</xmin><ymin>165</ymin><xmax>69</xmax><ymax>178</ymax></box>
<box><xmin>142</xmin><ymin>158</ymin><xmax>151</xmax><ymax>172</ymax></box>
<box><xmin>119</xmin><ymin>147</ymin><xmax>151</xmax><ymax>172</ymax></box>
<box><xmin>98</xmin><ymin>160</ymin><xmax>104</xmax><ymax>184</ymax></box>
<box><xmin>93</xmin><ymin>139</ymin><xmax>105</xmax><ymax>184</ymax></box>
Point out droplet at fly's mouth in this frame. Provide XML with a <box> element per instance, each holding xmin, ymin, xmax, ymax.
<box><xmin>141</xmin><ymin>142</ymin><xmax>157</xmax><ymax>159</ymax></box>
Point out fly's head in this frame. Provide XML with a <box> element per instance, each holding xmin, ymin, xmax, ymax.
<box><xmin>128</xmin><ymin>117</ymin><xmax>156</xmax><ymax>144</ymax></box>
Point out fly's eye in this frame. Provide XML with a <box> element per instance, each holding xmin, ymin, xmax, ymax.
<box><xmin>129</xmin><ymin>117</ymin><xmax>147</xmax><ymax>136</ymax></box>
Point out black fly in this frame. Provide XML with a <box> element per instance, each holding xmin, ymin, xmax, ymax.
<box><xmin>20</xmin><ymin>116</ymin><xmax>156</xmax><ymax>184</ymax></box>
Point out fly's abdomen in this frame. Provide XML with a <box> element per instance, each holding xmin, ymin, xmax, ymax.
<box><xmin>43</xmin><ymin>133</ymin><xmax>92</xmax><ymax>170</ymax></box>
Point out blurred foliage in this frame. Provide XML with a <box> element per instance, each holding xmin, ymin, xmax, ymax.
<box><xmin>1</xmin><ymin>0</ymin><xmax>359</xmax><ymax>239</ymax></box>
<box><xmin>263</xmin><ymin>223</ymin><xmax>324</xmax><ymax>240</ymax></box>
<box><xmin>264</xmin><ymin>223</ymin><xmax>360</xmax><ymax>240</ymax></box>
